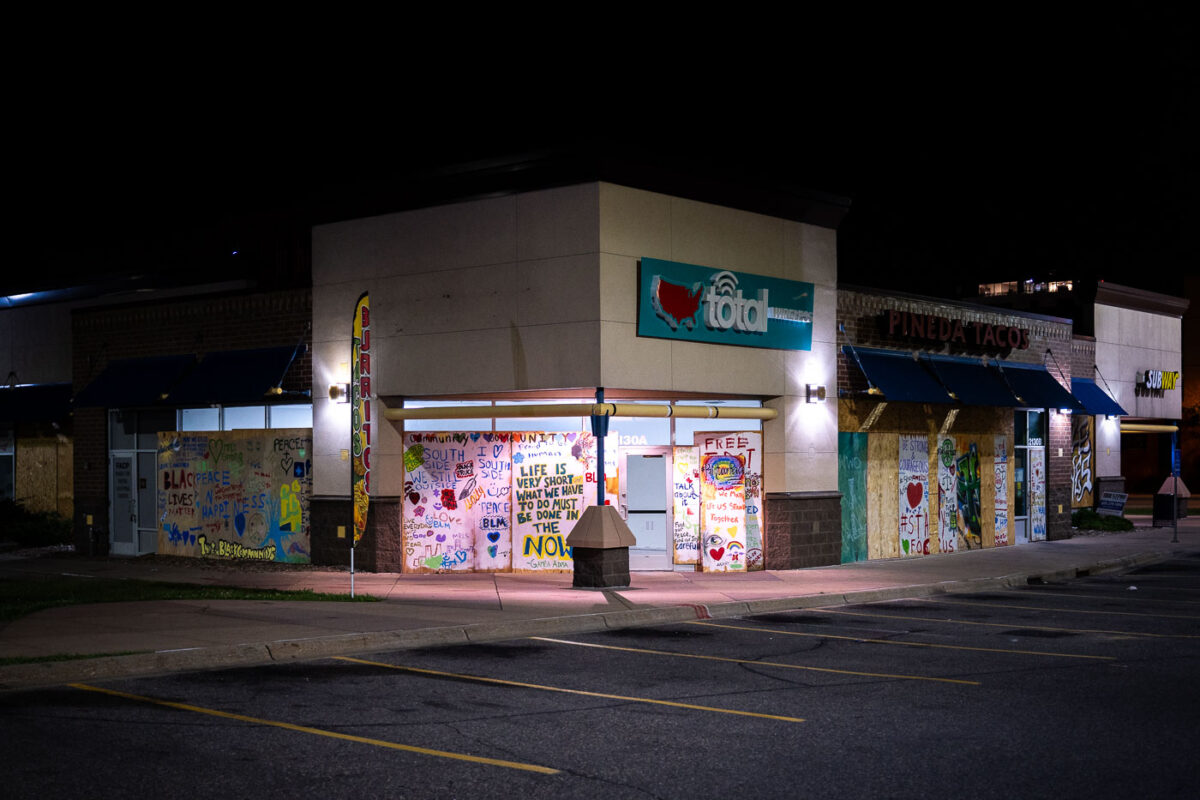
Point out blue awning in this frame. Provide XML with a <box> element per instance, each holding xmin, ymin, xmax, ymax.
<box><xmin>1071</xmin><ymin>378</ymin><xmax>1128</xmax><ymax>416</ymax></box>
<box><xmin>844</xmin><ymin>346</ymin><xmax>953</xmax><ymax>403</ymax></box>
<box><xmin>0</xmin><ymin>383</ymin><xmax>73</xmax><ymax>423</ymax></box>
<box><xmin>922</xmin><ymin>356</ymin><xmax>1021</xmax><ymax>406</ymax></box>
<box><xmin>169</xmin><ymin>346</ymin><xmax>304</xmax><ymax>405</ymax></box>
<box><xmin>73</xmin><ymin>355</ymin><xmax>197</xmax><ymax>408</ymax></box>
<box><xmin>996</xmin><ymin>362</ymin><xmax>1086</xmax><ymax>412</ymax></box>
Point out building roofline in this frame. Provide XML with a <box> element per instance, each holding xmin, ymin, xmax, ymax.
<box><xmin>1094</xmin><ymin>281</ymin><xmax>1189</xmax><ymax>317</ymax></box>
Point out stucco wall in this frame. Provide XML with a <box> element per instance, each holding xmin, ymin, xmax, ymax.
<box><xmin>597</xmin><ymin>184</ymin><xmax>838</xmax><ymax>493</ymax></box>
<box><xmin>1094</xmin><ymin>303</ymin><xmax>1183</xmax><ymax>420</ymax></box>
<box><xmin>312</xmin><ymin>182</ymin><xmax>841</xmax><ymax>498</ymax></box>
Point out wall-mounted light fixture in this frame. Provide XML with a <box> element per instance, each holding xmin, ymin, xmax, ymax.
<box><xmin>329</xmin><ymin>383</ymin><xmax>351</xmax><ymax>403</ymax></box>
<box><xmin>806</xmin><ymin>384</ymin><xmax>827</xmax><ymax>403</ymax></box>
<box><xmin>1057</xmin><ymin>406</ymin><xmax>1073</xmax><ymax>415</ymax></box>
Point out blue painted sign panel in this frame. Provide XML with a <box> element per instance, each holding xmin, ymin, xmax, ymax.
<box><xmin>637</xmin><ymin>258</ymin><xmax>814</xmax><ymax>351</ymax></box>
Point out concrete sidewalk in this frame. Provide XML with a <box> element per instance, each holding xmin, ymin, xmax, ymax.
<box><xmin>2</xmin><ymin>517</ymin><xmax>1197</xmax><ymax>691</ymax></box>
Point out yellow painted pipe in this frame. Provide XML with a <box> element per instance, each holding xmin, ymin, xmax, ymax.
<box><xmin>383</xmin><ymin>402</ymin><xmax>778</xmax><ymax>421</ymax></box>
<box><xmin>1119</xmin><ymin>423</ymin><xmax>1179</xmax><ymax>433</ymax></box>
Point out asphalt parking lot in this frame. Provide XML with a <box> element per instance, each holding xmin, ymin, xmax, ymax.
<box><xmin>4</xmin><ymin>554</ymin><xmax>1198</xmax><ymax>799</ymax></box>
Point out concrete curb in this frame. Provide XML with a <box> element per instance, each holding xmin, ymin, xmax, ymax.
<box><xmin>0</xmin><ymin>549</ymin><xmax>1177</xmax><ymax>692</ymax></box>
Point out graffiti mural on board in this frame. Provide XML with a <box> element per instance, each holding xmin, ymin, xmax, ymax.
<box><xmin>898</xmin><ymin>434</ymin><xmax>930</xmax><ymax>556</ymax></box>
<box><xmin>955</xmin><ymin>442</ymin><xmax>983</xmax><ymax>550</ymax></box>
<box><xmin>994</xmin><ymin>436</ymin><xmax>1009</xmax><ymax>546</ymax></box>
<box><xmin>157</xmin><ymin>429</ymin><xmax>312</xmax><ymax>563</ymax></box>
<box><xmin>1071</xmin><ymin>415</ymin><xmax>1094</xmax><ymax>508</ymax></box>
<box><xmin>696</xmin><ymin>432</ymin><xmax>763</xmax><ymax>570</ymax></box>
<box><xmin>700</xmin><ymin>453</ymin><xmax>746</xmax><ymax>572</ymax></box>
<box><xmin>672</xmin><ymin>447</ymin><xmax>701</xmax><ymax>565</ymax></box>
<box><xmin>937</xmin><ymin>437</ymin><xmax>958</xmax><ymax>554</ymax></box>
<box><xmin>1030</xmin><ymin>448</ymin><xmax>1047</xmax><ymax>541</ymax></box>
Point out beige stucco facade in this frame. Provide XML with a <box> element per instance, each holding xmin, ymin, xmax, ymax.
<box><xmin>311</xmin><ymin>181</ymin><xmax>838</xmax><ymax>501</ymax></box>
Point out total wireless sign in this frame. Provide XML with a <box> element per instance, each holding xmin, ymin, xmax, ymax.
<box><xmin>637</xmin><ymin>258</ymin><xmax>814</xmax><ymax>351</ymax></box>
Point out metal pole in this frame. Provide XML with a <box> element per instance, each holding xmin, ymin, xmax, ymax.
<box><xmin>594</xmin><ymin>387</ymin><xmax>606</xmax><ymax>507</ymax></box>
<box><xmin>351</xmin><ymin>546</ymin><xmax>356</xmax><ymax>597</ymax></box>
<box><xmin>1172</xmin><ymin>432</ymin><xmax>1179</xmax><ymax>544</ymax></box>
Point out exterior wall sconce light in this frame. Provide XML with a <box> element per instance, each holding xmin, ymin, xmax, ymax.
<box><xmin>806</xmin><ymin>384</ymin><xmax>827</xmax><ymax>403</ymax></box>
<box><xmin>1057</xmin><ymin>406</ymin><xmax>1073</xmax><ymax>415</ymax></box>
<box><xmin>329</xmin><ymin>383</ymin><xmax>351</xmax><ymax>403</ymax></box>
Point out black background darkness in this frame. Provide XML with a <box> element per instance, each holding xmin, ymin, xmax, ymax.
<box><xmin>7</xmin><ymin>14</ymin><xmax>1197</xmax><ymax>302</ymax></box>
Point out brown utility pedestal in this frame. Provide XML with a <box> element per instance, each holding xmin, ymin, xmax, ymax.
<box><xmin>567</xmin><ymin>505</ymin><xmax>637</xmax><ymax>588</ymax></box>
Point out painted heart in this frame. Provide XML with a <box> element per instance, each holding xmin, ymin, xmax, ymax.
<box><xmin>487</xmin><ymin>545</ymin><xmax>498</xmax><ymax>558</ymax></box>
<box><xmin>901</xmin><ymin>539</ymin><xmax>910</xmax><ymax>554</ymax></box>
<box><xmin>436</xmin><ymin>534</ymin><xmax>446</xmax><ymax>542</ymax></box>
<box><xmin>709</xmin><ymin>547</ymin><xmax>725</xmax><ymax>561</ymax></box>
<box><xmin>487</xmin><ymin>532</ymin><xmax>500</xmax><ymax>543</ymax></box>
<box><xmin>470</xmin><ymin>433</ymin><xmax>481</xmax><ymax>441</ymax></box>
<box><xmin>566</xmin><ymin>432</ymin><xmax>578</xmax><ymax>443</ymax></box>
<box><xmin>906</xmin><ymin>481</ymin><xmax>924</xmax><ymax>509</ymax></box>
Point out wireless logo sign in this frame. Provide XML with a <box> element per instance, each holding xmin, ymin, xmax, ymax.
<box><xmin>639</xmin><ymin>258</ymin><xmax>813</xmax><ymax>351</ymax></box>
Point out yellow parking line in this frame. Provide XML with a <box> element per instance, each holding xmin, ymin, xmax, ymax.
<box><xmin>69</xmin><ymin>683</ymin><xmax>558</xmax><ymax>774</ymax></box>
<box><xmin>909</xmin><ymin>597</ymin><xmax>1200</xmax><ymax>620</ymax></box>
<box><xmin>336</xmin><ymin>656</ymin><xmax>804</xmax><ymax>723</ymax></box>
<box><xmin>529</xmin><ymin>637</ymin><xmax>980</xmax><ymax>686</ymax></box>
<box><xmin>690</xmin><ymin>621</ymin><xmax>1114</xmax><ymax>660</ymax></box>
<box><xmin>811</xmin><ymin>608</ymin><xmax>1200</xmax><ymax>639</ymax></box>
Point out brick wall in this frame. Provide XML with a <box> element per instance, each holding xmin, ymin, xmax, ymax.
<box><xmin>311</xmin><ymin>497</ymin><xmax>402</xmax><ymax>571</ymax></box>
<box><xmin>70</xmin><ymin>288</ymin><xmax>312</xmax><ymax>550</ymax></box>
<box><xmin>764</xmin><ymin>492</ymin><xmax>842</xmax><ymax>569</ymax></box>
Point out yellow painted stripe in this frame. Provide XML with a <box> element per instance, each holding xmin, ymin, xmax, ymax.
<box><xmin>335</xmin><ymin>656</ymin><xmax>804</xmax><ymax>723</ymax></box>
<box><xmin>69</xmin><ymin>683</ymin><xmax>558</xmax><ymax>774</ymax></box>
<box><xmin>1016</xmin><ymin>588</ymin><xmax>1200</xmax><ymax>606</ymax></box>
<box><xmin>690</xmin><ymin>621</ymin><xmax>1114</xmax><ymax>661</ymax></box>
<box><xmin>914</xmin><ymin>597</ymin><xmax>1200</xmax><ymax>620</ymax></box>
<box><xmin>529</xmin><ymin>637</ymin><xmax>980</xmax><ymax>686</ymax></box>
<box><xmin>811</xmin><ymin>608</ymin><xmax>1200</xmax><ymax>639</ymax></box>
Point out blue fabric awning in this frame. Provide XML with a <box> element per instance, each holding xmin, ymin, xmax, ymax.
<box><xmin>922</xmin><ymin>356</ymin><xmax>1021</xmax><ymax>406</ymax></box>
<box><xmin>844</xmin><ymin>346</ymin><xmax>953</xmax><ymax>403</ymax></box>
<box><xmin>73</xmin><ymin>355</ymin><xmax>197</xmax><ymax>408</ymax></box>
<box><xmin>168</xmin><ymin>346</ymin><xmax>303</xmax><ymax>405</ymax></box>
<box><xmin>996</xmin><ymin>362</ymin><xmax>1086</xmax><ymax>412</ymax></box>
<box><xmin>0</xmin><ymin>383</ymin><xmax>73</xmax><ymax>423</ymax></box>
<box><xmin>1071</xmin><ymin>378</ymin><xmax>1128</xmax><ymax>416</ymax></box>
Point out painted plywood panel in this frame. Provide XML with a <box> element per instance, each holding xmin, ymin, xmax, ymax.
<box><xmin>838</xmin><ymin>432</ymin><xmax>868</xmax><ymax>563</ymax></box>
<box><xmin>898</xmin><ymin>434</ymin><xmax>930</xmax><ymax>557</ymax></box>
<box><xmin>401</xmin><ymin>433</ymin><xmax>513</xmax><ymax>573</ymax></box>
<box><xmin>157</xmin><ymin>429</ymin><xmax>312</xmax><ymax>563</ymax></box>
<box><xmin>936</xmin><ymin>436</ymin><xmax>957</xmax><ymax>554</ymax></box>
<box><xmin>672</xmin><ymin>446</ymin><xmax>701</xmax><ymax>564</ymax></box>
<box><xmin>700</xmin><ymin>453</ymin><xmax>746</xmax><ymax>572</ymax></box>
<box><xmin>994</xmin><ymin>436</ymin><xmax>1010</xmax><ymax>546</ymax></box>
<box><xmin>512</xmin><ymin>432</ymin><xmax>599</xmax><ymax>572</ymax></box>
<box><xmin>868</xmin><ymin>433</ymin><xmax>898</xmax><ymax>560</ymax></box>
<box><xmin>695</xmin><ymin>432</ymin><xmax>764</xmax><ymax>570</ymax></box>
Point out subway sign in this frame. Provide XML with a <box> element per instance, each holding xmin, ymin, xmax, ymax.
<box><xmin>637</xmin><ymin>258</ymin><xmax>814</xmax><ymax>351</ymax></box>
<box><xmin>1136</xmin><ymin>369</ymin><xmax>1179</xmax><ymax>397</ymax></box>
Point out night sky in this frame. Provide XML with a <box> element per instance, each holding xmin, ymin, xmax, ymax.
<box><xmin>8</xmin><ymin>14</ymin><xmax>1197</xmax><ymax>303</ymax></box>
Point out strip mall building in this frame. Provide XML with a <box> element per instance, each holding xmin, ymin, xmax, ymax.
<box><xmin>305</xmin><ymin>180</ymin><xmax>1185</xmax><ymax>575</ymax></box>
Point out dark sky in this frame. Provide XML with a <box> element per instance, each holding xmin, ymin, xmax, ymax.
<box><xmin>7</xmin><ymin>14</ymin><xmax>1197</xmax><ymax>302</ymax></box>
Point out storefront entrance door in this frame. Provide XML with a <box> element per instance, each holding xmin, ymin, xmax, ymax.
<box><xmin>620</xmin><ymin>448</ymin><xmax>672</xmax><ymax>570</ymax></box>
<box><xmin>109</xmin><ymin>451</ymin><xmax>158</xmax><ymax>556</ymax></box>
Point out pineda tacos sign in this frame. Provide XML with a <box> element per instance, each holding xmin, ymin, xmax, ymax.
<box><xmin>637</xmin><ymin>258</ymin><xmax>814</xmax><ymax>351</ymax></box>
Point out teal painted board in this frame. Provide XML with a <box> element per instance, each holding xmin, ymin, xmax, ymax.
<box><xmin>839</xmin><ymin>432</ymin><xmax>868</xmax><ymax>563</ymax></box>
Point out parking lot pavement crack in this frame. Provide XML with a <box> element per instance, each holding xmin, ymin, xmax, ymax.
<box><xmin>492</xmin><ymin>575</ymin><xmax>504</xmax><ymax>611</ymax></box>
<box><xmin>602</xmin><ymin>590</ymin><xmax>637</xmax><ymax>610</ymax></box>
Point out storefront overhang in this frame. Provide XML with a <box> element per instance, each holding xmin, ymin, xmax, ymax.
<box><xmin>0</xmin><ymin>383</ymin><xmax>72</xmax><ymax>423</ymax></box>
<box><xmin>922</xmin><ymin>355</ymin><xmax>1024</xmax><ymax>406</ymax></box>
<box><xmin>1070</xmin><ymin>378</ymin><xmax>1128</xmax><ymax>417</ymax></box>
<box><xmin>842</xmin><ymin>346</ymin><xmax>953</xmax><ymax>403</ymax></box>
<box><xmin>994</xmin><ymin>361</ymin><xmax>1087</xmax><ymax>412</ymax></box>
<box><xmin>168</xmin><ymin>345</ymin><xmax>306</xmax><ymax>405</ymax></box>
<box><xmin>73</xmin><ymin>354</ymin><xmax>197</xmax><ymax>408</ymax></box>
<box><xmin>384</xmin><ymin>402</ymin><xmax>778</xmax><ymax>421</ymax></box>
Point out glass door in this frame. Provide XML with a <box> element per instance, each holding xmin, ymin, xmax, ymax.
<box><xmin>619</xmin><ymin>447</ymin><xmax>672</xmax><ymax>570</ymax></box>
